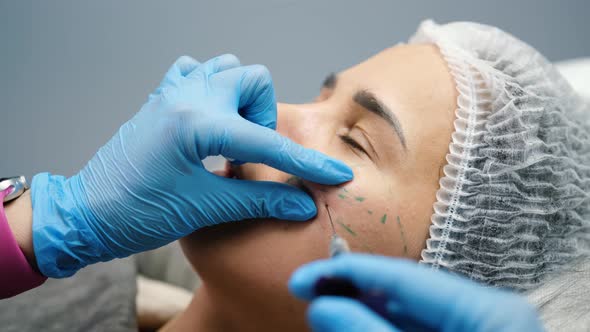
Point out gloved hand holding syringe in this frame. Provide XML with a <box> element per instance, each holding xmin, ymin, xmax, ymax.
<box><xmin>289</xmin><ymin>205</ymin><xmax>545</xmax><ymax>332</ymax></box>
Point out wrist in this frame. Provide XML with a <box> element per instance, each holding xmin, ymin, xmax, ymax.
<box><xmin>4</xmin><ymin>190</ymin><xmax>39</xmax><ymax>271</ymax></box>
<box><xmin>31</xmin><ymin>173</ymin><xmax>112</xmax><ymax>278</ymax></box>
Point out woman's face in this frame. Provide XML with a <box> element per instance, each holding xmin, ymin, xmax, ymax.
<box><xmin>181</xmin><ymin>43</ymin><xmax>457</xmax><ymax>329</ymax></box>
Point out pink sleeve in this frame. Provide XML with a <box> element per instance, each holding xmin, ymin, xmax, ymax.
<box><xmin>0</xmin><ymin>188</ymin><xmax>47</xmax><ymax>299</ymax></box>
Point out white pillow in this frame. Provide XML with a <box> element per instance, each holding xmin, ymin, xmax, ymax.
<box><xmin>556</xmin><ymin>57</ymin><xmax>590</xmax><ymax>99</ymax></box>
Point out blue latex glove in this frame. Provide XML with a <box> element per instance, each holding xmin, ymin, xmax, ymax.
<box><xmin>31</xmin><ymin>54</ymin><xmax>353</xmax><ymax>278</ymax></box>
<box><xmin>289</xmin><ymin>254</ymin><xmax>544</xmax><ymax>332</ymax></box>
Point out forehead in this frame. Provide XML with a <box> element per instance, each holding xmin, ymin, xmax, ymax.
<box><xmin>338</xmin><ymin>44</ymin><xmax>454</xmax><ymax>106</ymax></box>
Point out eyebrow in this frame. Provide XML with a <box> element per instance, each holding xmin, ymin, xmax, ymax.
<box><xmin>354</xmin><ymin>90</ymin><xmax>407</xmax><ymax>150</ymax></box>
<box><xmin>322</xmin><ymin>73</ymin><xmax>407</xmax><ymax>150</ymax></box>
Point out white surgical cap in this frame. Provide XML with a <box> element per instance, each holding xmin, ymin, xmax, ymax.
<box><xmin>410</xmin><ymin>20</ymin><xmax>590</xmax><ymax>291</ymax></box>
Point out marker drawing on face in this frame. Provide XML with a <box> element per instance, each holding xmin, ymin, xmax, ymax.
<box><xmin>338</xmin><ymin>193</ymin><xmax>347</xmax><ymax>199</ymax></box>
<box><xmin>354</xmin><ymin>196</ymin><xmax>366</xmax><ymax>202</ymax></box>
<box><xmin>336</xmin><ymin>219</ymin><xmax>356</xmax><ymax>237</ymax></box>
<box><xmin>367</xmin><ymin>210</ymin><xmax>373</xmax><ymax>215</ymax></box>
<box><xmin>380</xmin><ymin>214</ymin><xmax>387</xmax><ymax>224</ymax></box>
<box><xmin>361</xmin><ymin>243</ymin><xmax>375</xmax><ymax>254</ymax></box>
<box><xmin>286</xmin><ymin>175</ymin><xmax>300</xmax><ymax>186</ymax></box>
<box><xmin>396</xmin><ymin>215</ymin><xmax>408</xmax><ymax>255</ymax></box>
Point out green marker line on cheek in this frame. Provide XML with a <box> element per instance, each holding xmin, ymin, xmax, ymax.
<box><xmin>380</xmin><ymin>214</ymin><xmax>387</xmax><ymax>224</ymax></box>
<box><xmin>361</xmin><ymin>243</ymin><xmax>375</xmax><ymax>254</ymax></box>
<box><xmin>354</xmin><ymin>196</ymin><xmax>366</xmax><ymax>202</ymax></box>
<box><xmin>336</xmin><ymin>220</ymin><xmax>356</xmax><ymax>237</ymax></box>
<box><xmin>396</xmin><ymin>215</ymin><xmax>408</xmax><ymax>255</ymax></box>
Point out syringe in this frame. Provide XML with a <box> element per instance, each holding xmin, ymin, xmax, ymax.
<box><xmin>316</xmin><ymin>205</ymin><xmax>391</xmax><ymax>323</ymax></box>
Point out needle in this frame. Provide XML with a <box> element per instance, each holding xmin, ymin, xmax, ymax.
<box><xmin>325</xmin><ymin>204</ymin><xmax>350</xmax><ymax>257</ymax></box>
<box><xmin>326</xmin><ymin>204</ymin><xmax>336</xmax><ymax>235</ymax></box>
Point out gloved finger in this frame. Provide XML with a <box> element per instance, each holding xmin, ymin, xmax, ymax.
<box><xmin>289</xmin><ymin>254</ymin><xmax>492</xmax><ymax>329</ymax></box>
<box><xmin>206</xmin><ymin>174</ymin><xmax>317</xmax><ymax>221</ymax></box>
<box><xmin>213</xmin><ymin>119</ymin><xmax>353</xmax><ymax>185</ymax></box>
<box><xmin>211</xmin><ymin>64</ymin><xmax>277</xmax><ymax>129</ymax></box>
<box><xmin>189</xmin><ymin>53</ymin><xmax>241</xmax><ymax>78</ymax></box>
<box><xmin>152</xmin><ymin>55</ymin><xmax>200</xmax><ymax>97</ymax></box>
<box><xmin>173</xmin><ymin>55</ymin><xmax>202</xmax><ymax>76</ymax></box>
<box><xmin>307</xmin><ymin>297</ymin><xmax>399</xmax><ymax>332</ymax></box>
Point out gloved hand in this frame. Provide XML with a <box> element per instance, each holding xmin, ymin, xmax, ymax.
<box><xmin>31</xmin><ymin>54</ymin><xmax>353</xmax><ymax>278</ymax></box>
<box><xmin>289</xmin><ymin>254</ymin><xmax>544</xmax><ymax>332</ymax></box>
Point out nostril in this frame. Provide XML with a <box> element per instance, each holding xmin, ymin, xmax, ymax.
<box><xmin>285</xmin><ymin>175</ymin><xmax>302</xmax><ymax>187</ymax></box>
<box><xmin>229</xmin><ymin>163</ymin><xmax>243</xmax><ymax>179</ymax></box>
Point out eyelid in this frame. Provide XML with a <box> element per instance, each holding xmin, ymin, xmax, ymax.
<box><xmin>355</xmin><ymin>126</ymin><xmax>380</xmax><ymax>161</ymax></box>
<box><xmin>339</xmin><ymin>135</ymin><xmax>371</xmax><ymax>159</ymax></box>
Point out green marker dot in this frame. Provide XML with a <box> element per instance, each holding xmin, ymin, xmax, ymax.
<box><xmin>380</xmin><ymin>214</ymin><xmax>387</xmax><ymax>224</ymax></box>
<box><xmin>367</xmin><ymin>210</ymin><xmax>373</xmax><ymax>215</ymax></box>
<box><xmin>354</xmin><ymin>196</ymin><xmax>366</xmax><ymax>202</ymax></box>
<box><xmin>338</xmin><ymin>194</ymin><xmax>347</xmax><ymax>199</ymax></box>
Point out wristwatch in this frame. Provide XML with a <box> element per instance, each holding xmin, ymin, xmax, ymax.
<box><xmin>0</xmin><ymin>176</ymin><xmax>30</xmax><ymax>203</ymax></box>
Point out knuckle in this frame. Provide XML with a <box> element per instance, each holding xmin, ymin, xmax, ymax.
<box><xmin>177</xmin><ymin>55</ymin><xmax>193</xmax><ymax>63</ymax></box>
<box><xmin>251</xmin><ymin>64</ymin><xmax>271</xmax><ymax>80</ymax></box>
<box><xmin>221</xmin><ymin>53</ymin><xmax>240</xmax><ymax>65</ymax></box>
<box><xmin>249</xmin><ymin>195</ymin><xmax>270</xmax><ymax>218</ymax></box>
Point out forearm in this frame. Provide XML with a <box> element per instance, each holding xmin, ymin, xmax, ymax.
<box><xmin>4</xmin><ymin>190</ymin><xmax>38</xmax><ymax>270</ymax></box>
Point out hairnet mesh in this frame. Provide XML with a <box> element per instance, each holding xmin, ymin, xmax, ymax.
<box><xmin>409</xmin><ymin>20</ymin><xmax>590</xmax><ymax>291</ymax></box>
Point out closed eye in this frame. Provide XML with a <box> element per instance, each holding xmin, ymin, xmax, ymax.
<box><xmin>339</xmin><ymin>135</ymin><xmax>370</xmax><ymax>156</ymax></box>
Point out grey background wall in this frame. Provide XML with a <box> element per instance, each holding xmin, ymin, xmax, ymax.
<box><xmin>1</xmin><ymin>0</ymin><xmax>589</xmax><ymax>177</ymax></box>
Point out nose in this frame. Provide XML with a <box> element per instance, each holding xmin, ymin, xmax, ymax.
<box><xmin>277</xmin><ymin>102</ymin><xmax>333</xmax><ymax>149</ymax></box>
<box><xmin>234</xmin><ymin>102</ymin><xmax>325</xmax><ymax>185</ymax></box>
<box><xmin>276</xmin><ymin>102</ymin><xmax>311</xmax><ymax>148</ymax></box>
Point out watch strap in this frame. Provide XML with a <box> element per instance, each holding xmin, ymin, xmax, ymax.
<box><xmin>0</xmin><ymin>187</ymin><xmax>47</xmax><ymax>299</ymax></box>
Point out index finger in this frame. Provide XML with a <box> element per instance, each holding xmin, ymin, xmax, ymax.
<box><xmin>217</xmin><ymin>119</ymin><xmax>353</xmax><ymax>185</ymax></box>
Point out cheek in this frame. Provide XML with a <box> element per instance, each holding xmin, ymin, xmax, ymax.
<box><xmin>317</xmin><ymin>170</ymin><xmax>417</xmax><ymax>259</ymax></box>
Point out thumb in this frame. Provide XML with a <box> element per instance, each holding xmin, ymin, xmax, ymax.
<box><xmin>211</xmin><ymin>175</ymin><xmax>318</xmax><ymax>222</ymax></box>
<box><xmin>210</xmin><ymin>64</ymin><xmax>277</xmax><ymax>129</ymax></box>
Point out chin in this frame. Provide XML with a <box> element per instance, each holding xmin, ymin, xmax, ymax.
<box><xmin>180</xmin><ymin>215</ymin><xmax>329</xmax><ymax>289</ymax></box>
